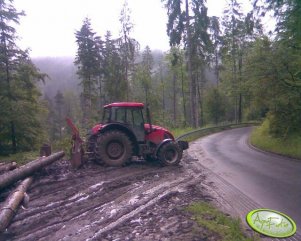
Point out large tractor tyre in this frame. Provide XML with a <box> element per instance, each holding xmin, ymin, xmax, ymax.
<box><xmin>158</xmin><ymin>142</ymin><xmax>182</xmax><ymax>166</ymax></box>
<box><xmin>95</xmin><ymin>130</ymin><xmax>133</xmax><ymax>166</ymax></box>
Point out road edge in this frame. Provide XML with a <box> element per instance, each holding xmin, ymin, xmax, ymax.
<box><xmin>247</xmin><ymin>134</ymin><xmax>301</xmax><ymax>163</ymax></box>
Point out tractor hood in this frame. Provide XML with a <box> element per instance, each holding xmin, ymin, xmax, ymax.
<box><xmin>144</xmin><ymin>123</ymin><xmax>175</xmax><ymax>144</ymax></box>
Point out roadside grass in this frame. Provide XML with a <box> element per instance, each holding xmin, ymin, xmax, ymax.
<box><xmin>170</xmin><ymin>127</ymin><xmax>197</xmax><ymax>138</ymax></box>
<box><xmin>250</xmin><ymin>121</ymin><xmax>301</xmax><ymax>159</ymax></box>
<box><xmin>186</xmin><ymin>202</ymin><xmax>259</xmax><ymax>241</ymax></box>
<box><xmin>0</xmin><ymin>151</ymin><xmax>39</xmax><ymax>165</ymax></box>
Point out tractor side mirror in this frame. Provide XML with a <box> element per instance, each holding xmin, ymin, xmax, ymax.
<box><xmin>146</xmin><ymin>105</ymin><xmax>153</xmax><ymax>133</ymax></box>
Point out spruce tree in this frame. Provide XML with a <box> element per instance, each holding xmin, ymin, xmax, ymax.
<box><xmin>103</xmin><ymin>31</ymin><xmax>124</xmax><ymax>102</ymax></box>
<box><xmin>75</xmin><ymin>18</ymin><xmax>102</xmax><ymax>128</ymax></box>
<box><xmin>0</xmin><ymin>0</ymin><xmax>45</xmax><ymax>154</ymax></box>
<box><xmin>118</xmin><ymin>0</ymin><xmax>139</xmax><ymax>100</ymax></box>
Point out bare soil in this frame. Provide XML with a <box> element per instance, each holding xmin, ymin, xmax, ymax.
<box><xmin>0</xmin><ymin>152</ymin><xmax>221</xmax><ymax>241</ymax></box>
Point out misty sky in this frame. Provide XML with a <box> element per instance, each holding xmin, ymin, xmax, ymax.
<box><xmin>13</xmin><ymin>0</ymin><xmax>245</xmax><ymax>57</ymax></box>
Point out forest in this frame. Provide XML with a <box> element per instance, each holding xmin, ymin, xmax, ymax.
<box><xmin>0</xmin><ymin>0</ymin><xmax>300</xmax><ymax>156</ymax></box>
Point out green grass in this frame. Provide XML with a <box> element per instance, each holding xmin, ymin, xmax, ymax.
<box><xmin>0</xmin><ymin>138</ymin><xmax>69</xmax><ymax>166</ymax></box>
<box><xmin>52</xmin><ymin>137</ymin><xmax>71</xmax><ymax>159</ymax></box>
<box><xmin>250</xmin><ymin>120</ymin><xmax>301</xmax><ymax>159</ymax></box>
<box><xmin>0</xmin><ymin>151</ymin><xmax>39</xmax><ymax>165</ymax></box>
<box><xmin>170</xmin><ymin>127</ymin><xmax>198</xmax><ymax>138</ymax></box>
<box><xmin>186</xmin><ymin>202</ymin><xmax>258</xmax><ymax>241</ymax></box>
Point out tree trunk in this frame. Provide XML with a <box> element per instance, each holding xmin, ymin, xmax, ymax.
<box><xmin>0</xmin><ymin>162</ymin><xmax>17</xmax><ymax>174</ymax></box>
<box><xmin>173</xmin><ymin>72</ymin><xmax>177</xmax><ymax>123</ymax></box>
<box><xmin>145</xmin><ymin>88</ymin><xmax>148</xmax><ymax>104</ymax></box>
<box><xmin>125</xmin><ymin>60</ymin><xmax>129</xmax><ymax>101</ymax></box>
<box><xmin>10</xmin><ymin>121</ymin><xmax>17</xmax><ymax>153</ymax></box>
<box><xmin>232</xmin><ymin>55</ymin><xmax>238</xmax><ymax>124</ymax></box>
<box><xmin>215</xmin><ymin>50</ymin><xmax>219</xmax><ymax>86</ymax></box>
<box><xmin>185</xmin><ymin>0</ymin><xmax>197</xmax><ymax>128</ymax></box>
<box><xmin>197</xmin><ymin>80</ymin><xmax>203</xmax><ymax>127</ymax></box>
<box><xmin>160</xmin><ymin>64</ymin><xmax>165</xmax><ymax>123</ymax></box>
<box><xmin>238</xmin><ymin>93</ymin><xmax>242</xmax><ymax>123</ymax></box>
<box><xmin>0</xmin><ymin>151</ymin><xmax>64</xmax><ymax>190</ymax></box>
<box><xmin>238</xmin><ymin>51</ymin><xmax>243</xmax><ymax>123</ymax></box>
<box><xmin>180</xmin><ymin>57</ymin><xmax>186</xmax><ymax>126</ymax></box>
<box><xmin>99</xmin><ymin>77</ymin><xmax>102</xmax><ymax>115</ymax></box>
<box><xmin>0</xmin><ymin>177</ymin><xmax>33</xmax><ymax>232</ymax></box>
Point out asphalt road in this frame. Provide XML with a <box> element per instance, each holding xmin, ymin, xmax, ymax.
<box><xmin>198</xmin><ymin>127</ymin><xmax>301</xmax><ymax>233</ymax></box>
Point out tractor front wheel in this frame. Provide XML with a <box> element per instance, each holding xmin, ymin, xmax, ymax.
<box><xmin>95</xmin><ymin>130</ymin><xmax>133</xmax><ymax>166</ymax></box>
<box><xmin>158</xmin><ymin>142</ymin><xmax>182</xmax><ymax>166</ymax></box>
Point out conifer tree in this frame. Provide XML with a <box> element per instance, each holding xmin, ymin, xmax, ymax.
<box><xmin>103</xmin><ymin>31</ymin><xmax>124</xmax><ymax>102</ymax></box>
<box><xmin>0</xmin><ymin>0</ymin><xmax>45</xmax><ymax>153</ymax></box>
<box><xmin>119</xmin><ymin>0</ymin><xmax>139</xmax><ymax>100</ymax></box>
<box><xmin>75</xmin><ymin>18</ymin><xmax>102</xmax><ymax>128</ymax></box>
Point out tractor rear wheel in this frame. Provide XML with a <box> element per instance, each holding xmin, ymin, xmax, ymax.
<box><xmin>158</xmin><ymin>142</ymin><xmax>182</xmax><ymax>166</ymax></box>
<box><xmin>95</xmin><ymin>130</ymin><xmax>133</xmax><ymax>166</ymax></box>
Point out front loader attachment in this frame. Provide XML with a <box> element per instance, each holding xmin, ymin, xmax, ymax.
<box><xmin>66</xmin><ymin>118</ymin><xmax>84</xmax><ymax>168</ymax></box>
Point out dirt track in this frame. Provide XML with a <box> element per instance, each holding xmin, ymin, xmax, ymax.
<box><xmin>0</xmin><ymin>151</ymin><xmax>221</xmax><ymax>241</ymax></box>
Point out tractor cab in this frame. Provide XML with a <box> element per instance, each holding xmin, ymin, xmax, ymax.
<box><xmin>102</xmin><ymin>102</ymin><xmax>147</xmax><ymax>142</ymax></box>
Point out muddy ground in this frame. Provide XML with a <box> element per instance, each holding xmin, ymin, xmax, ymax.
<box><xmin>0</xmin><ymin>150</ymin><xmax>232</xmax><ymax>241</ymax></box>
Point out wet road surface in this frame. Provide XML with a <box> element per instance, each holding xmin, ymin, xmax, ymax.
<box><xmin>195</xmin><ymin>127</ymin><xmax>301</xmax><ymax>235</ymax></box>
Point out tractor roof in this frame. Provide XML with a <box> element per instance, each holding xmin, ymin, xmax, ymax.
<box><xmin>104</xmin><ymin>102</ymin><xmax>144</xmax><ymax>108</ymax></box>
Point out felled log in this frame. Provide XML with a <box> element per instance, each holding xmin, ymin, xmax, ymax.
<box><xmin>0</xmin><ymin>162</ymin><xmax>17</xmax><ymax>174</ymax></box>
<box><xmin>0</xmin><ymin>151</ymin><xmax>64</xmax><ymax>190</ymax></box>
<box><xmin>0</xmin><ymin>177</ymin><xmax>33</xmax><ymax>232</ymax></box>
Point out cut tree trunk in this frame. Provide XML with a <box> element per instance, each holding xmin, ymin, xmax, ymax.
<box><xmin>0</xmin><ymin>177</ymin><xmax>33</xmax><ymax>232</ymax></box>
<box><xmin>0</xmin><ymin>162</ymin><xmax>17</xmax><ymax>174</ymax></box>
<box><xmin>0</xmin><ymin>151</ymin><xmax>64</xmax><ymax>190</ymax></box>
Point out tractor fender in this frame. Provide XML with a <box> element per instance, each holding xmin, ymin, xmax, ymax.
<box><xmin>98</xmin><ymin>123</ymin><xmax>139</xmax><ymax>155</ymax></box>
<box><xmin>155</xmin><ymin>139</ymin><xmax>173</xmax><ymax>157</ymax></box>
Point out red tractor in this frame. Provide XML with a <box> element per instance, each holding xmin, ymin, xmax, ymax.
<box><xmin>68</xmin><ymin>102</ymin><xmax>188</xmax><ymax>167</ymax></box>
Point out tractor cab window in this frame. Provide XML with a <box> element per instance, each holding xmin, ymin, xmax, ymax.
<box><xmin>132</xmin><ymin>108</ymin><xmax>144</xmax><ymax>127</ymax></box>
<box><xmin>131</xmin><ymin>108</ymin><xmax>145</xmax><ymax>142</ymax></box>
<box><xmin>115</xmin><ymin>108</ymin><xmax>127</xmax><ymax>123</ymax></box>
<box><xmin>110</xmin><ymin>107</ymin><xmax>130</xmax><ymax>124</ymax></box>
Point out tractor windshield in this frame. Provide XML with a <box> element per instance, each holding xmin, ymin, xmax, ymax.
<box><xmin>102</xmin><ymin>107</ymin><xmax>145</xmax><ymax>126</ymax></box>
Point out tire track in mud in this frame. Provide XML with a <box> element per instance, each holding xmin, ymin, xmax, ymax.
<box><xmin>2</xmin><ymin>156</ymin><xmax>207</xmax><ymax>241</ymax></box>
<box><xmin>87</xmin><ymin>175</ymin><xmax>203</xmax><ymax>241</ymax></box>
